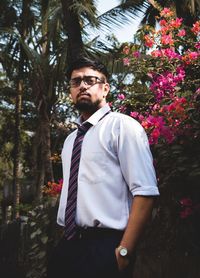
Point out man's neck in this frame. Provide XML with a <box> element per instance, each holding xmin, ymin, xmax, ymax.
<box><xmin>81</xmin><ymin>112</ymin><xmax>92</xmax><ymax>122</ymax></box>
<box><xmin>80</xmin><ymin>102</ymin><xmax>107</xmax><ymax>122</ymax></box>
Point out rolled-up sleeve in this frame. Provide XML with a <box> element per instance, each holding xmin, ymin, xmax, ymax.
<box><xmin>117</xmin><ymin>116</ymin><xmax>159</xmax><ymax>197</ymax></box>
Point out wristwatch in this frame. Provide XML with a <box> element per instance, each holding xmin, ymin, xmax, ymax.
<box><xmin>118</xmin><ymin>245</ymin><xmax>129</xmax><ymax>257</ymax></box>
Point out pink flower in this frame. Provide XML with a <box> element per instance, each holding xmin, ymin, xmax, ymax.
<box><xmin>123</xmin><ymin>58</ymin><xmax>130</xmax><ymax>66</ymax></box>
<box><xmin>58</xmin><ymin>179</ymin><xmax>63</xmax><ymax>185</ymax></box>
<box><xmin>180</xmin><ymin>207</ymin><xmax>193</xmax><ymax>219</ymax></box>
<box><xmin>117</xmin><ymin>94</ymin><xmax>125</xmax><ymax>100</ymax></box>
<box><xmin>159</xmin><ymin>19</ymin><xmax>167</xmax><ymax>26</ymax></box>
<box><xmin>130</xmin><ymin>111</ymin><xmax>139</xmax><ymax>118</ymax></box>
<box><xmin>177</xmin><ymin>29</ymin><xmax>186</xmax><ymax>37</ymax></box>
<box><xmin>182</xmin><ymin>51</ymin><xmax>199</xmax><ymax>64</ymax></box>
<box><xmin>138</xmin><ymin>114</ymin><xmax>144</xmax><ymax>121</ymax></box>
<box><xmin>162</xmin><ymin>48</ymin><xmax>181</xmax><ymax>59</ymax></box>
<box><xmin>151</xmin><ymin>128</ymin><xmax>160</xmax><ymax>143</ymax></box>
<box><xmin>191</xmin><ymin>21</ymin><xmax>200</xmax><ymax>34</ymax></box>
<box><xmin>123</xmin><ymin>46</ymin><xmax>130</xmax><ymax>55</ymax></box>
<box><xmin>195</xmin><ymin>42</ymin><xmax>200</xmax><ymax>49</ymax></box>
<box><xmin>180</xmin><ymin>198</ymin><xmax>193</xmax><ymax>206</ymax></box>
<box><xmin>161</xmin><ymin>34</ymin><xmax>174</xmax><ymax>45</ymax></box>
<box><xmin>144</xmin><ymin>35</ymin><xmax>154</xmax><ymax>48</ymax></box>
<box><xmin>132</xmin><ymin>51</ymin><xmax>140</xmax><ymax>58</ymax></box>
<box><xmin>160</xmin><ymin>8</ymin><xmax>174</xmax><ymax>18</ymax></box>
<box><xmin>119</xmin><ymin>105</ymin><xmax>126</xmax><ymax>113</ymax></box>
<box><xmin>188</xmin><ymin>51</ymin><xmax>199</xmax><ymax>59</ymax></box>
<box><xmin>170</xmin><ymin>18</ymin><xmax>183</xmax><ymax>28</ymax></box>
<box><xmin>151</xmin><ymin>50</ymin><xmax>162</xmax><ymax>57</ymax></box>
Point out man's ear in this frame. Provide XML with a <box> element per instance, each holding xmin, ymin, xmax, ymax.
<box><xmin>103</xmin><ymin>82</ymin><xmax>110</xmax><ymax>97</ymax></box>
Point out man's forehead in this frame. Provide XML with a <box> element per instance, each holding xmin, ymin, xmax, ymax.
<box><xmin>71</xmin><ymin>67</ymin><xmax>102</xmax><ymax>77</ymax></box>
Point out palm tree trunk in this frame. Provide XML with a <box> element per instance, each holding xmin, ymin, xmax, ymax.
<box><xmin>61</xmin><ymin>0</ymin><xmax>85</xmax><ymax>63</ymax></box>
<box><xmin>12</xmin><ymin>0</ymin><xmax>29</xmax><ymax>219</ymax></box>
<box><xmin>12</xmin><ymin>79</ymin><xmax>23</xmax><ymax>219</ymax></box>
<box><xmin>32</xmin><ymin>0</ymin><xmax>54</xmax><ymax>201</ymax></box>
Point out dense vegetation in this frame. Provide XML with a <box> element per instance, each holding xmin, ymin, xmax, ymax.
<box><xmin>0</xmin><ymin>1</ymin><xmax>200</xmax><ymax>277</ymax></box>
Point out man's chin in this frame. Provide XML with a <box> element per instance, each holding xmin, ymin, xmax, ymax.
<box><xmin>75</xmin><ymin>100</ymin><xmax>101</xmax><ymax>113</ymax></box>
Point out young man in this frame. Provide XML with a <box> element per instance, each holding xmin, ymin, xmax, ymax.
<box><xmin>47</xmin><ymin>57</ymin><xmax>159</xmax><ymax>278</ymax></box>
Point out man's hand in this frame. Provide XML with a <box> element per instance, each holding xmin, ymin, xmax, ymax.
<box><xmin>115</xmin><ymin>247</ymin><xmax>130</xmax><ymax>271</ymax></box>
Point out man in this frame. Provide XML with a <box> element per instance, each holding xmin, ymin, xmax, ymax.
<box><xmin>47</xmin><ymin>57</ymin><xmax>159</xmax><ymax>278</ymax></box>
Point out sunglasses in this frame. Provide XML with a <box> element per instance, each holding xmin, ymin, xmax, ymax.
<box><xmin>69</xmin><ymin>75</ymin><xmax>105</xmax><ymax>88</ymax></box>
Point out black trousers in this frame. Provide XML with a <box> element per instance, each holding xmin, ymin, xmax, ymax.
<box><xmin>47</xmin><ymin>228</ymin><xmax>134</xmax><ymax>278</ymax></box>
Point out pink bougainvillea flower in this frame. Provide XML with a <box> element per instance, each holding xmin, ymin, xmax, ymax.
<box><xmin>161</xmin><ymin>33</ymin><xmax>174</xmax><ymax>46</ymax></box>
<box><xmin>144</xmin><ymin>34</ymin><xmax>154</xmax><ymax>48</ymax></box>
<box><xmin>162</xmin><ymin>48</ymin><xmax>181</xmax><ymax>59</ymax></box>
<box><xmin>123</xmin><ymin>45</ymin><xmax>130</xmax><ymax>55</ymax></box>
<box><xmin>151</xmin><ymin>50</ymin><xmax>162</xmax><ymax>57</ymax></box>
<box><xmin>150</xmin><ymin>67</ymin><xmax>186</xmax><ymax>101</ymax></box>
<box><xmin>159</xmin><ymin>19</ymin><xmax>167</xmax><ymax>26</ymax></box>
<box><xmin>123</xmin><ymin>57</ymin><xmax>130</xmax><ymax>66</ymax></box>
<box><xmin>182</xmin><ymin>51</ymin><xmax>199</xmax><ymax>64</ymax></box>
<box><xmin>177</xmin><ymin>29</ymin><xmax>186</xmax><ymax>37</ymax></box>
<box><xmin>119</xmin><ymin>105</ymin><xmax>127</xmax><ymax>113</ymax></box>
<box><xmin>188</xmin><ymin>51</ymin><xmax>199</xmax><ymax>60</ymax></box>
<box><xmin>130</xmin><ymin>111</ymin><xmax>139</xmax><ymax>118</ymax></box>
<box><xmin>180</xmin><ymin>198</ymin><xmax>193</xmax><ymax>206</ymax></box>
<box><xmin>43</xmin><ymin>180</ymin><xmax>63</xmax><ymax>197</ymax></box>
<box><xmin>191</xmin><ymin>20</ymin><xmax>200</xmax><ymax>34</ymax></box>
<box><xmin>160</xmin><ymin>8</ymin><xmax>174</xmax><ymax>18</ymax></box>
<box><xmin>117</xmin><ymin>93</ymin><xmax>125</xmax><ymax>100</ymax></box>
<box><xmin>150</xmin><ymin>128</ymin><xmax>161</xmax><ymax>144</ymax></box>
<box><xmin>195</xmin><ymin>42</ymin><xmax>200</xmax><ymax>49</ymax></box>
<box><xmin>160</xmin><ymin>25</ymin><xmax>171</xmax><ymax>35</ymax></box>
<box><xmin>170</xmin><ymin>18</ymin><xmax>183</xmax><ymax>28</ymax></box>
<box><xmin>132</xmin><ymin>51</ymin><xmax>140</xmax><ymax>58</ymax></box>
<box><xmin>180</xmin><ymin>207</ymin><xmax>194</xmax><ymax>219</ymax></box>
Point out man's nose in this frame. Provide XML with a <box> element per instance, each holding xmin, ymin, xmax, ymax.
<box><xmin>79</xmin><ymin>79</ymin><xmax>89</xmax><ymax>89</ymax></box>
<box><xmin>79</xmin><ymin>81</ymin><xmax>88</xmax><ymax>92</ymax></box>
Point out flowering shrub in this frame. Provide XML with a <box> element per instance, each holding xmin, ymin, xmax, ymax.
<box><xmin>42</xmin><ymin>179</ymin><xmax>63</xmax><ymax>197</ymax></box>
<box><xmin>112</xmin><ymin>6</ymin><xmax>200</xmax><ymax>221</ymax></box>
<box><xmin>116</xmin><ymin>7</ymin><xmax>200</xmax><ymax>145</ymax></box>
<box><xmin>179</xmin><ymin>198</ymin><xmax>200</xmax><ymax>219</ymax></box>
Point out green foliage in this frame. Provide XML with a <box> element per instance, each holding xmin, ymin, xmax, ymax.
<box><xmin>22</xmin><ymin>199</ymin><xmax>62</xmax><ymax>278</ymax></box>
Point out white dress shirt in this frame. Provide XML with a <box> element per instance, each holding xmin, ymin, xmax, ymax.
<box><xmin>57</xmin><ymin>104</ymin><xmax>159</xmax><ymax>230</ymax></box>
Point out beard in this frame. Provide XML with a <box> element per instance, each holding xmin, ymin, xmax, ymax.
<box><xmin>74</xmin><ymin>99</ymin><xmax>101</xmax><ymax>114</ymax></box>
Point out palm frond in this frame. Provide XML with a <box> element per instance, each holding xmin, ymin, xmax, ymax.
<box><xmin>70</xmin><ymin>1</ymin><xmax>99</xmax><ymax>27</ymax></box>
<box><xmin>96</xmin><ymin>0</ymin><xmax>150</xmax><ymax>31</ymax></box>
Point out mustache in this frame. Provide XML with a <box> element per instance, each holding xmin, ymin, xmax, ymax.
<box><xmin>77</xmin><ymin>92</ymin><xmax>91</xmax><ymax>99</ymax></box>
<box><xmin>77</xmin><ymin>89</ymin><xmax>91</xmax><ymax>99</ymax></box>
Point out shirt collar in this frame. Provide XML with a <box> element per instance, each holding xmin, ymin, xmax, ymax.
<box><xmin>76</xmin><ymin>104</ymin><xmax>111</xmax><ymax>126</ymax></box>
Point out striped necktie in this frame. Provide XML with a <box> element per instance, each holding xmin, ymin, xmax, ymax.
<box><xmin>64</xmin><ymin>121</ymin><xmax>92</xmax><ymax>239</ymax></box>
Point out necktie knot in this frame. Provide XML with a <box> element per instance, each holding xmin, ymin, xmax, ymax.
<box><xmin>78</xmin><ymin>122</ymin><xmax>93</xmax><ymax>135</ymax></box>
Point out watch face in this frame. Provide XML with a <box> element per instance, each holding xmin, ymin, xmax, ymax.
<box><xmin>120</xmin><ymin>248</ymin><xmax>128</xmax><ymax>257</ymax></box>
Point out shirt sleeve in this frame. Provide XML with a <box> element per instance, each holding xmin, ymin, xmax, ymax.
<box><xmin>117</xmin><ymin>115</ymin><xmax>159</xmax><ymax>197</ymax></box>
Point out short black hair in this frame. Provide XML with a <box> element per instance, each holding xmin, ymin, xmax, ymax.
<box><xmin>66</xmin><ymin>56</ymin><xmax>110</xmax><ymax>81</ymax></box>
